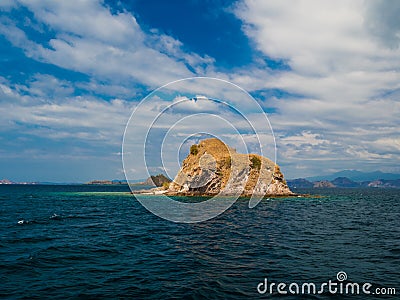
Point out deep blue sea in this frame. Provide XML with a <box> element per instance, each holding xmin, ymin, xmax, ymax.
<box><xmin>0</xmin><ymin>185</ymin><xmax>399</xmax><ymax>299</ymax></box>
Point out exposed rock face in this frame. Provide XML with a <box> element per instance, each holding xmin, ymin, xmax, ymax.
<box><xmin>167</xmin><ymin>138</ymin><xmax>293</xmax><ymax>197</ymax></box>
<box><xmin>313</xmin><ymin>180</ymin><xmax>336</xmax><ymax>188</ymax></box>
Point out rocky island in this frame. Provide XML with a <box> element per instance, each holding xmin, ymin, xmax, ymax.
<box><xmin>140</xmin><ymin>138</ymin><xmax>294</xmax><ymax>197</ymax></box>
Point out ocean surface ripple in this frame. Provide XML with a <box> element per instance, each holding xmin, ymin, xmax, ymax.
<box><xmin>0</xmin><ymin>185</ymin><xmax>399</xmax><ymax>299</ymax></box>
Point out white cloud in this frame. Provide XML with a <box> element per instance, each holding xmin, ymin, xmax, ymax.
<box><xmin>235</xmin><ymin>0</ymin><xmax>400</xmax><ymax>93</ymax></box>
<box><xmin>0</xmin><ymin>0</ymin><xmax>212</xmax><ymax>87</ymax></box>
<box><xmin>232</xmin><ymin>0</ymin><xmax>400</xmax><ymax>177</ymax></box>
<box><xmin>0</xmin><ymin>77</ymin><xmax>132</xmax><ymax>145</ymax></box>
<box><xmin>169</xmin><ymin>96</ymin><xmax>222</xmax><ymax>114</ymax></box>
<box><xmin>18</xmin><ymin>0</ymin><xmax>141</xmax><ymax>46</ymax></box>
<box><xmin>281</xmin><ymin>131</ymin><xmax>327</xmax><ymax>147</ymax></box>
<box><xmin>236</xmin><ymin>1</ymin><xmax>364</xmax><ymax>72</ymax></box>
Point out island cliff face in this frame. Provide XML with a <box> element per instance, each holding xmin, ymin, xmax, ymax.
<box><xmin>167</xmin><ymin>138</ymin><xmax>293</xmax><ymax>197</ymax></box>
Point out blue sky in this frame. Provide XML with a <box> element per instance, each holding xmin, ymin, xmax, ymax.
<box><xmin>0</xmin><ymin>0</ymin><xmax>399</xmax><ymax>182</ymax></box>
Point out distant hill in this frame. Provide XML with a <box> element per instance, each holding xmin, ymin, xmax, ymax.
<box><xmin>330</xmin><ymin>177</ymin><xmax>359</xmax><ymax>187</ymax></box>
<box><xmin>87</xmin><ymin>180</ymin><xmax>127</xmax><ymax>185</ymax></box>
<box><xmin>143</xmin><ymin>174</ymin><xmax>171</xmax><ymax>187</ymax></box>
<box><xmin>313</xmin><ymin>180</ymin><xmax>336</xmax><ymax>188</ymax></box>
<box><xmin>363</xmin><ymin>179</ymin><xmax>400</xmax><ymax>188</ymax></box>
<box><xmin>287</xmin><ymin>176</ymin><xmax>400</xmax><ymax>189</ymax></box>
<box><xmin>286</xmin><ymin>178</ymin><xmax>314</xmax><ymax>188</ymax></box>
<box><xmin>306</xmin><ymin>170</ymin><xmax>400</xmax><ymax>181</ymax></box>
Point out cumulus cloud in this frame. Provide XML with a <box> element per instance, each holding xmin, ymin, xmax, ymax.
<box><xmin>232</xmin><ymin>0</ymin><xmax>400</xmax><ymax>176</ymax></box>
<box><xmin>0</xmin><ymin>0</ymin><xmax>212</xmax><ymax>87</ymax></box>
<box><xmin>0</xmin><ymin>74</ymin><xmax>135</xmax><ymax>181</ymax></box>
<box><xmin>0</xmin><ymin>76</ymin><xmax>131</xmax><ymax>145</ymax></box>
<box><xmin>169</xmin><ymin>95</ymin><xmax>222</xmax><ymax>114</ymax></box>
<box><xmin>235</xmin><ymin>0</ymin><xmax>400</xmax><ymax>89</ymax></box>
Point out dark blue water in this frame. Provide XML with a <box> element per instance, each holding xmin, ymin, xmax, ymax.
<box><xmin>0</xmin><ymin>185</ymin><xmax>399</xmax><ymax>299</ymax></box>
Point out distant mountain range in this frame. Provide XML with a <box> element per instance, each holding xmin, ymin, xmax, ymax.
<box><xmin>305</xmin><ymin>170</ymin><xmax>400</xmax><ymax>181</ymax></box>
<box><xmin>287</xmin><ymin>176</ymin><xmax>400</xmax><ymax>189</ymax></box>
<box><xmin>2</xmin><ymin>169</ymin><xmax>400</xmax><ymax>188</ymax></box>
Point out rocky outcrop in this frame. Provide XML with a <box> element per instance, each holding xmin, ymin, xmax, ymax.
<box><xmin>0</xmin><ymin>179</ymin><xmax>13</xmax><ymax>184</ymax></box>
<box><xmin>366</xmin><ymin>179</ymin><xmax>400</xmax><ymax>188</ymax></box>
<box><xmin>313</xmin><ymin>180</ymin><xmax>336</xmax><ymax>188</ymax></box>
<box><xmin>144</xmin><ymin>174</ymin><xmax>171</xmax><ymax>187</ymax></box>
<box><xmin>331</xmin><ymin>177</ymin><xmax>359</xmax><ymax>187</ymax></box>
<box><xmin>287</xmin><ymin>178</ymin><xmax>314</xmax><ymax>188</ymax></box>
<box><xmin>167</xmin><ymin>138</ymin><xmax>293</xmax><ymax>197</ymax></box>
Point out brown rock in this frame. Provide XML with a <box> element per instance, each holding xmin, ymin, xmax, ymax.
<box><xmin>313</xmin><ymin>180</ymin><xmax>336</xmax><ymax>188</ymax></box>
<box><xmin>144</xmin><ymin>174</ymin><xmax>171</xmax><ymax>187</ymax></box>
<box><xmin>167</xmin><ymin>138</ymin><xmax>293</xmax><ymax>197</ymax></box>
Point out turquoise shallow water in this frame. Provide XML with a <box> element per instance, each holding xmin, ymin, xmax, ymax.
<box><xmin>0</xmin><ymin>185</ymin><xmax>399</xmax><ymax>299</ymax></box>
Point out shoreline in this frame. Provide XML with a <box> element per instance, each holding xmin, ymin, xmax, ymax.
<box><xmin>132</xmin><ymin>187</ymin><xmax>322</xmax><ymax>198</ymax></box>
